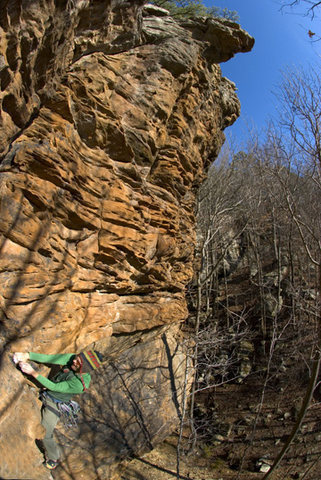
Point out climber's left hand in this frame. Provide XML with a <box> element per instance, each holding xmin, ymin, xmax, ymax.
<box><xmin>13</xmin><ymin>352</ymin><xmax>29</xmax><ymax>364</ymax></box>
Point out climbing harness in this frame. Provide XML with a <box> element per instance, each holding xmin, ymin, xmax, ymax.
<box><xmin>40</xmin><ymin>391</ymin><xmax>80</xmax><ymax>428</ymax></box>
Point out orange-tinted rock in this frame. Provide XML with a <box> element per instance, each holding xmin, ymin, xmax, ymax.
<box><xmin>0</xmin><ymin>1</ymin><xmax>254</xmax><ymax>478</ymax></box>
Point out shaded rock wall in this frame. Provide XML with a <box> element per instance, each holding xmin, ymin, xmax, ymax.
<box><xmin>0</xmin><ymin>1</ymin><xmax>253</xmax><ymax>478</ymax></box>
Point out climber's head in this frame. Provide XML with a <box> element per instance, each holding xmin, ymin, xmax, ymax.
<box><xmin>72</xmin><ymin>350</ymin><xmax>103</xmax><ymax>373</ymax></box>
<box><xmin>71</xmin><ymin>355</ymin><xmax>83</xmax><ymax>372</ymax></box>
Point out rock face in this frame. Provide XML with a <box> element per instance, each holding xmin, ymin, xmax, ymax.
<box><xmin>0</xmin><ymin>1</ymin><xmax>254</xmax><ymax>478</ymax></box>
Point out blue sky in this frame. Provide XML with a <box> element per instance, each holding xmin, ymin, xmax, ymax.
<box><xmin>204</xmin><ymin>0</ymin><xmax>321</xmax><ymax>147</ymax></box>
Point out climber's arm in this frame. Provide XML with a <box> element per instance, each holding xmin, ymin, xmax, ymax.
<box><xmin>19</xmin><ymin>362</ymin><xmax>91</xmax><ymax>393</ymax></box>
<box><xmin>13</xmin><ymin>352</ymin><xmax>75</xmax><ymax>365</ymax></box>
<box><xmin>29</xmin><ymin>352</ymin><xmax>75</xmax><ymax>365</ymax></box>
<box><xmin>36</xmin><ymin>374</ymin><xmax>90</xmax><ymax>393</ymax></box>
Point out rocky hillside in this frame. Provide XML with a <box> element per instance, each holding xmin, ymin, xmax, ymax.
<box><xmin>0</xmin><ymin>1</ymin><xmax>254</xmax><ymax>478</ymax></box>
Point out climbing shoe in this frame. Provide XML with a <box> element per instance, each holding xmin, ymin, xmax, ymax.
<box><xmin>44</xmin><ymin>459</ymin><xmax>59</xmax><ymax>470</ymax></box>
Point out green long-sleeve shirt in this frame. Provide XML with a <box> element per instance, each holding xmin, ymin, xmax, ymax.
<box><xmin>29</xmin><ymin>352</ymin><xmax>91</xmax><ymax>402</ymax></box>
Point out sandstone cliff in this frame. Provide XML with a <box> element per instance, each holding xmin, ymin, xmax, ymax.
<box><xmin>0</xmin><ymin>1</ymin><xmax>254</xmax><ymax>478</ymax></box>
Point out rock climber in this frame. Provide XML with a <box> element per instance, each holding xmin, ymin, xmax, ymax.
<box><xmin>13</xmin><ymin>350</ymin><xmax>103</xmax><ymax>470</ymax></box>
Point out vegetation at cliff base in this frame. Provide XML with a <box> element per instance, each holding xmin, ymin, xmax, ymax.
<box><xmin>150</xmin><ymin>0</ymin><xmax>239</xmax><ymax>21</ymax></box>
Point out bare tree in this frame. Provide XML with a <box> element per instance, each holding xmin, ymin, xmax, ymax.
<box><xmin>279</xmin><ymin>0</ymin><xmax>321</xmax><ymax>18</ymax></box>
<box><xmin>256</xmin><ymin>67</ymin><xmax>321</xmax><ymax>479</ymax></box>
<box><xmin>191</xmin><ymin>79</ymin><xmax>320</xmax><ymax>471</ymax></box>
<box><xmin>186</xmin><ymin>67</ymin><xmax>321</xmax><ymax>476</ymax></box>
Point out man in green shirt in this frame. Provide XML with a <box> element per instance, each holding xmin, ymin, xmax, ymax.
<box><xmin>13</xmin><ymin>350</ymin><xmax>103</xmax><ymax>470</ymax></box>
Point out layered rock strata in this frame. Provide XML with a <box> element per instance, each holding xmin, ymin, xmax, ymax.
<box><xmin>0</xmin><ymin>1</ymin><xmax>254</xmax><ymax>478</ymax></box>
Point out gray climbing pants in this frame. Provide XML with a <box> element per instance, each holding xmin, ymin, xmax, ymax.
<box><xmin>41</xmin><ymin>397</ymin><xmax>61</xmax><ymax>461</ymax></box>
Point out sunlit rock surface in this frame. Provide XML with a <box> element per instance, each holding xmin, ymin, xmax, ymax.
<box><xmin>0</xmin><ymin>1</ymin><xmax>253</xmax><ymax>478</ymax></box>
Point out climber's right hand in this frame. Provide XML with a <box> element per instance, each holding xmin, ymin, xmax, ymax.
<box><xmin>13</xmin><ymin>352</ymin><xmax>29</xmax><ymax>364</ymax></box>
<box><xmin>19</xmin><ymin>362</ymin><xmax>36</xmax><ymax>376</ymax></box>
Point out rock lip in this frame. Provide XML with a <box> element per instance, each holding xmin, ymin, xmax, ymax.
<box><xmin>143</xmin><ymin>3</ymin><xmax>170</xmax><ymax>16</ymax></box>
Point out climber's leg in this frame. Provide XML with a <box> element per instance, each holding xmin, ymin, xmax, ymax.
<box><xmin>41</xmin><ymin>398</ymin><xmax>61</xmax><ymax>462</ymax></box>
